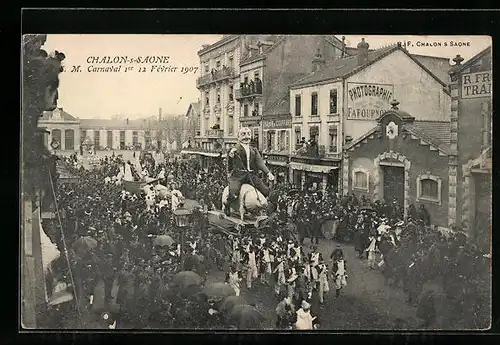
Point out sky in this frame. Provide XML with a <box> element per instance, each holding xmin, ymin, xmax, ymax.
<box><xmin>42</xmin><ymin>34</ymin><xmax>491</xmax><ymax>120</ymax></box>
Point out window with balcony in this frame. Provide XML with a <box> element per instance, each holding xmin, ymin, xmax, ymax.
<box><xmin>294</xmin><ymin>126</ymin><xmax>302</xmax><ymax>150</ymax></box>
<box><xmin>285</xmin><ymin>131</ymin><xmax>290</xmax><ymax>152</ymax></box>
<box><xmin>228</xmin><ymin>117</ymin><xmax>234</xmax><ymax>135</ymax></box>
<box><xmin>244</xmin><ymin>75</ymin><xmax>248</xmax><ymax>83</ymax></box>
<box><xmin>295</xmin><ymin>95</ymin><xmax>301</xmax><ymax>117</ymax></box>
<box><xmin>311</xmin><ymin>92</ymin><xmax>318</xmax><ymax>116</ymax></box>
<box><xmin>229</xmin><ymin>57</ymin><xmax>234</xmax><ymax>68</ymax></box>
<box><xmin>204</xmin><ymin>64</ymin><xmax>209</xmax><ymax>73</ymax></box>
<box><xmin>229</xmin><ymin>85</ymin><xmax>234</xmax><ymax>101</ymax></box>
<box><xmin>217</xmin><ymin>89</ymin><xmax>221</xmax><ymax>103</ymax></box>
<box><xmin>65</xmin><ymin>129</ymin><xmax>74</xmax><ymax>150</ymax></box>
<box><xmin>94</xmin><ymin>132</ymin><xmax>100</xmax><ymax>149</ymax></box>
<box><xmin>216</xmin><ymin>60</ymin><xmax>221</xmax><ymax>69</ymax></box>
<box><xmin>51</xmin><ymin>129</ymin><xmax>61</xmax><ymax>148</ymax></box>
<box><xmin>132</xmin><ymin>131</ymin><xmax>138</xmax><ymax>146</ymax></box>
<box><xmin>107</xmin><ymin>130</ymin><xmax>113</xmax><ymax>148</ymax></box>
<box><xmin>353</xmin><ymin>169</ymin><xmax>369</xmax><ymax>191</ymax></box>
<box><xmin>81</xmin><ymin>130</ymin><xmax>87</xmax><ymax>142</ymax></box>
<box><xmin>254</xmin><ymin>71</ymin><xmax>260</xmax><ymax>79</ymax></box>
<box><xmin>145</xmin><ymin>131</ymin><xmax>151</xmax><ymax>148</ymax></box>
<box><xmin>244</xmin><ymin>104</ymin><xmax>249</xmax><ymax>117</ymax></box>
<box><xmin>330</xmin><ymin>89</ymin><xmax>338</xmax><ymax>114</ymax></box>
<box><xmin>205</xmin><ymin>92</ymin><xmax>209</xmax><ymax>105</ymax></box>
<box><xmin>328</xmin><ymin>125</ymin><xmax>338</xmax><ymax>152</ymax></box>
<box><xmin>309</xmin><ymin>125</ymin><xmax>319</xmax><ymax>143</ymax></box>
<box><xmin>253</xmin><ymin>129</ymin><xmax>259</xmax><ymax>148</ymax></box>
<box><xmin>253</xmin><ymin>102</ymin><xmax>260</xmax><ymax>116</ymax></box>
<box><xmin>120</xmin><ymin>130</ymin><xmax>126</xmax><ymax>150</ymax></box>
<box><xmin>279</xmin><ymin>130</ymin><xmax>287</xmax><ymax>151</ymax></box>
<box><xmin>417</xmin><ymin>173</ymin><xmax>442</xmax><ymax>204</ymax></box>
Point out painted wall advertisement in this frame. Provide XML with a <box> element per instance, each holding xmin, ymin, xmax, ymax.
<box><xmin>347</xmin><ymin>82</ymin><xmax>394</xmax><ymax>120</ymax></box>
<box><xmin>461</xmin><ymin>71</ymin><xmax>492</xmax><ymax>99</ymax></box>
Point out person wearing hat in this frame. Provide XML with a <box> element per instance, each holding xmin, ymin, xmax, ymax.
<box><xmin>286</xmin><ymin>266</ymin><xmax>298</xmax><ymax>299</ymax></box>
<box><xmin>225</xmin><ymin>264</ymin><xmax>242</xmax><ymax>296</ymax></box>
<box><xmin>330</xmin><ymin>244</ymin><xmax>344</xmax><ymax>262</ymax></box>
<box><xmin>273</xmin><ymin>251</ymin><xmax>287</xmax><ymax>297</ymax></box>
<box><xmin>365</xmin><ymin>231</ymin><xmax>378</xmax><ymax>269</ymax></box>
<box><xmin>317</xmin><ymin>260</ymin><xmax>329</xmax><ymax>305</ymax></box>
<box><xmin>332</xmin><ymin>255</ymin><xmax>348</xmax><ymax>298</ymax></box>
<box><xmin>259</xmin><ymin>241</ymin><xmax>273</xmax><ymax>286</ymax></box>
<box><xmin>243</xmin><ymin>244</ymin><xmax>259</xmax><ymax>290</ymax></box>
<box><xmin>275</xmin><ymin>295</ymin><xmax>296</xmax><ymax>329</ymax></box>
<box><xmin>295</xmin><ymin>300</ymin><xmax>317</xmax><ymax>330</ymax></box>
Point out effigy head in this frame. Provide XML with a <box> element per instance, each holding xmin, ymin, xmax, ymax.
<box><xmin>237</xmin><ymin>127</ymin><xmax>252</xmax><ymax>145</ymax></box>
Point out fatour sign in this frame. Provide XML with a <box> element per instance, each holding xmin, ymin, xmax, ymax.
<box><xmin>262</xmin><ymin>116</ymin><xmax>292</xmax><ymax>129</ymax></box>
<box><xmin>347</xmin><ymin>83</ymin><xmax>394</xmax><ymax>121</ymax></box>
<box><xmin>461</xmin><ymin>71</ymin><xmax>492</xmax><ymax>99</ymax></box>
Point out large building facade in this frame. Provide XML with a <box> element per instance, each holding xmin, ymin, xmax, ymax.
<box><xmin>289</xmin><ymin>40</ymin><xmax>452</xmax><ymax>195</ymax></box>
<box><xmin>38</xmin><ymin>108</ymin><xmax>162</xmax><ymax>154</ymax></box>
<box><xmin>194</xmin><ymin>35</ymin><xmax>345</xmax><ymax>160</ymax></box>
<box><xmin>448</xmin><ymin>46</ymin><xmax>492</xmax><ymax>249</ymax></box>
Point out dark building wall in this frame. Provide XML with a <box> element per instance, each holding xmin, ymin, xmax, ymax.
<box><xmin>452</xmin><ymin>50</ymin><xmax>492</xmax><ymax>233</ymax></box>
<box><xmin>456</xmin><ymin>52</ymin><xmax>492</xmax><ymax>166</ymax></box>
<box><xmin>262</xmin><ymin>35</ymin><xmax>342</xmax><ymax>115</ymax></box>
<box><xmin>347</xmin><ymin>114</ymin><xmax>450</xmax><ymax>227</ymax></box>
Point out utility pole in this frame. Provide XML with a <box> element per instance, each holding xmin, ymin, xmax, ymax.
<box><xmin>157</xmin><ymin>107</ymin><xmax>163</xmax><ymax>150</ymax></box>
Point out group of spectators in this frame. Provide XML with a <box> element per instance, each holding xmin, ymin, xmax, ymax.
<box><xmin>45</xmin><ymin>152</ymin><xmax>490</xmax><ymax>329</ymax></box>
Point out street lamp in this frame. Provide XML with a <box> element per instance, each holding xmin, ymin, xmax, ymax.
<box><xmin>173</xmin><ymin>207</ymin><xmax>192</xmax><ymax>270</ymax></box>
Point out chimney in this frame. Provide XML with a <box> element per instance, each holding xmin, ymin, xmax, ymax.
<box><xmin>453</xmin><ymin>54</ymin><xmax>464</xmax><ymax>66</ymax></box>
<box><xmin>357</xmin><ymin>38</ymin><xmax>369</xmax><ymax>66</ymax></box>
<box><xmin>341</xmin><ymin>36</ymin><xmax>346</xmax><ymax>58</ymax></box>
<box><xmin>312</xmin><ymin>49</ymin><xmax>326</xmax><ymax>72</ymax></box>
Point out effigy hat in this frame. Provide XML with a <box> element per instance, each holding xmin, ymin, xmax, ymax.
<box><xmin>301</xmin><ymin>300</ymin><xmax>311</xmax><ymax>309</ymax></box>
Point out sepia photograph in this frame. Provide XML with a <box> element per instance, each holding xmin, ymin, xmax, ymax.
<box><xmin>21</xmin><ymin>33</ymin><xmax>492</xmax><ymax>331</ymax></box>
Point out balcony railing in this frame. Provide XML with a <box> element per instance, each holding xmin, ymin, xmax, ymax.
<box><xmin>196</xmin><ymin>67</ymin><xmax>235</xmax><ymax>88</ymax></box>
<box><xmin>206</xmin><ymin>129</ymin><xmax>224</xmax><ymax>138</ymax></box>
<box><xmin>235</xmin><ymin>87</ymin><xmax>263</xmax><ymax>101</ymax></box>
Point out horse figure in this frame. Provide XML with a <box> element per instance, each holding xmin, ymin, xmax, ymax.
<box><xmin>222</xmin><ymin>183</ymin><xmax>268</xmax><ymax>221</ymax></box>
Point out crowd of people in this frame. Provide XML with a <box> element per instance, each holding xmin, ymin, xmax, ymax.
<box><xmin>43</xmin><ymin>151</ymin><xmax>490</xmax><ymax>329</ymax></box>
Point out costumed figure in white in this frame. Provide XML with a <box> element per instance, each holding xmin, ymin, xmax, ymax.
<box><xmin>317</xmin><ymin>261</ymin><xmax>329</xmax><ymax>305</ymax></box>
<box><xmin>332</xmin><ymin>257</ymin><xmax>348</xmax><ymax>298</ymax></box>
<box><xmin>273</xmin><ymin>253</ymin><xmax>286</xmax><ymax>297</ymax></box>
<box><xmin>225</xmin><ymin>265</ymin><xmax>242</xmax><ymax>296</ymax></box>
<box><xmin>170</xmin><ymin>183</ymin><xmax>185</xmax><ymax>211</ymax></box>
<box><xmin>244</xmin><ymin>245</ymin><xmax>259</xmax><ymax>289</ymax></box>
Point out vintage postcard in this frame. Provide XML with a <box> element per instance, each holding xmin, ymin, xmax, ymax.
<box><xmin>21</xmin><ymin>34</ymin><xmax>492</xmax><ymax>331</ymax></box>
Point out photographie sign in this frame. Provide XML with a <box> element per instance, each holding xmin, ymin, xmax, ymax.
<box><xmin>461</xmin><ymin>71</ymin><xmax>492</xmax><ymax>99</ymax></box>
<box><xmin>347</xmin><ymin>82</ymin><xmax>394</xmax><ymax>121</ymax></box>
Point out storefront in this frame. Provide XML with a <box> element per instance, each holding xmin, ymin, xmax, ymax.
<box><xmin>289</xmin><ymin>161</ymin><xmax>339</xmax><ymax>192</ymax></box>
<box><xmin>343</xmin><ymin>104</ymin><xmax>451</xmax><ymax>228</ymax></box>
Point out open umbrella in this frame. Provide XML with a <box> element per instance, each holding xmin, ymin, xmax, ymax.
<box><xmin>153</xmin><ymin>235</ymin><xmax>175</xmax><ymax>247</ymax></box>
<box><xmin>172</xmin><ymin>271</ymin><xmax>203</xmax><ymax>288</ymax></box>
<box><xmin>218</xmin><ymin>295</ymin><xmax>247</xmax><ymax>314</ymax></box>
<box><xmin>226</xmin><ymin>304</ymin><xmax>265</xmax><ymax>330</ymax></box>
<box><xmin>202</xmin><ymin>282</ymin><xmax>236</xmax><ymax>299</ymax></box>
<box><xmin>72</xmin><ymin>236</ymin><xmax>98</xmax><ymax>257</ymax></box>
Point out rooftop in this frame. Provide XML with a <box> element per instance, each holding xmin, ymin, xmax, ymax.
<box><xmin>291</xmin><ymin>44</ymin><xmax>397</xmax><ymax>88</ymax></box>
<box><xmin>291</xmin><ymin>43</ymin><xmax>448</xmax><ymax>88</ymax></box>
<box><xmin>40</xmin><ymin>108</ymin><xmax>78</xmax><ymax>122</ymax></box>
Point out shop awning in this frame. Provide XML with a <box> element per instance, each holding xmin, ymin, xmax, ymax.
<box><xmin>267</xmin><ymin>160</ymin><xmax>288</xmax><ymax>167</ymax></box>
<box><xmin>289</xmin><ymin>162</ymin><xmax>338</xmax><ymax>173</ymax></box>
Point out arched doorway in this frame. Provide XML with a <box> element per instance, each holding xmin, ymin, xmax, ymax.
<box><xmin>373</xmin><ymin>150</ymin><xmax>411</xmax><ymax>218</ymax></box>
